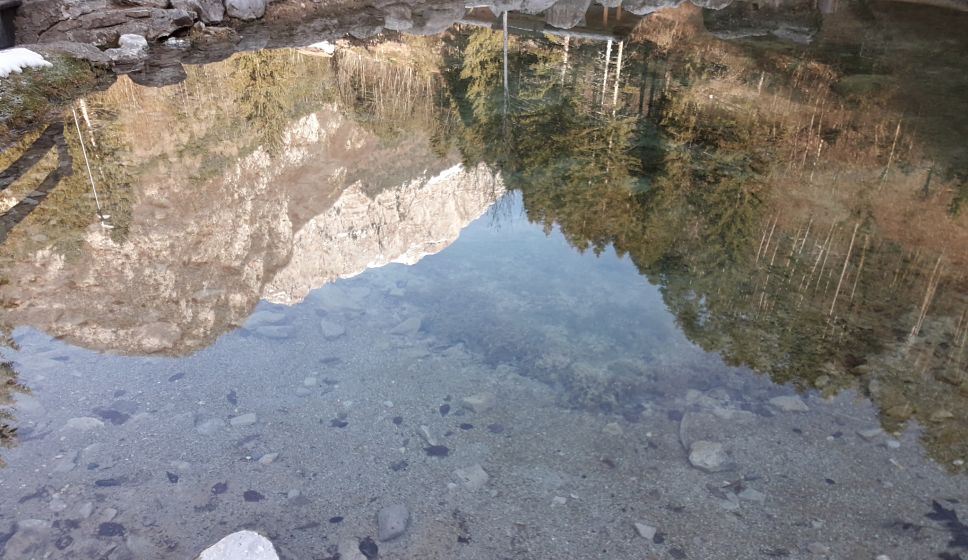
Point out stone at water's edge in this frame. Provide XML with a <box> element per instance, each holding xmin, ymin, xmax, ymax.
<box><xmin>197</xmin><ymin>531</ymin><xmax>278</xmax><ymax>560</ymax></box>
<box><xmin>225</xmin><ymin>0</ymin><xmax>266</xmax><ymax>20</ymax></box>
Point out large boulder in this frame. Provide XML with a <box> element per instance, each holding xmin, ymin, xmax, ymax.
<box><xmin>545</xmin><ymin>0</ymin><xmax>591</xmax><ymax>29</ymax></box>
<box><xmin>171</xmin><ymin>0</ymin><xmax>224</xmax><ymax>23</ymax></box>
<box><xmin>623</xmin><ymin>0</ymin><xmax>684</xmax><ymax>14</ymax></box>
<box><xmin>225</xmin><ymin>0</ymin><xmax>266</xmax><ymax>20</ymax></box>
<box><xmin>17</xmin><ymin>1</ymin><xmax>194</xmax><ymax>46</ymax></box>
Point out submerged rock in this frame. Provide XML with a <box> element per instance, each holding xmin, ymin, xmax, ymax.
<box><xmin>377</xmin><ymin>504</ymin><xmax>410</xmax><ymax>541</ymax></box>
<box><xmin>454</xmin><ymin>464</ymin><xmax>490</xmax><ymax>491</ymax></box>
<box><xmin>461</xmin><ymin>392</ymin><xmax>496</xmax><ymax>413</ymax></box>
<box><xmin>688</xmin><ymin>441</ymin><xmax>729</xmax><ymax>473</ymax></box>
<box><xmin>197</xmin><ymin>530</ymin><xmax>278</xmax><ymax>560</ymax></box>
<box><xmin>768</xmin><ymin>395</ymin><xmax>810</xmax><ymax>412</ymax></box>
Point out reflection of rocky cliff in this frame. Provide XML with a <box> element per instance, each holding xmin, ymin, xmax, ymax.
<box><xmin>264</xmin><ymin>163</ymin><xmax>503</xmax><ymax>305</ymax></box>
<box><xmin>0</xmin><ymin>71</ymin><xmax>502</xmax><ymax>355</ymax></box>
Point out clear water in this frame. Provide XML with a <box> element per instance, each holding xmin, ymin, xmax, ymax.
<box><xmin>1</xmin><ymin>2</ymin><xmax>968</xmax><ymax>559</ymax></box>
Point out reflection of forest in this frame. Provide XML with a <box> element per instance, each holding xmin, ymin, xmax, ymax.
<box><xmin>440</xmin><ymin>3</ymin><xmax>968</xmax><ymax>468</ymax></box>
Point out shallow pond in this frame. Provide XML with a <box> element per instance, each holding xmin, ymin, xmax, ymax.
<box><xmin>1</xmin><ymin>1</ymin><xmax>968</xmax><ymax>559</ymax></box>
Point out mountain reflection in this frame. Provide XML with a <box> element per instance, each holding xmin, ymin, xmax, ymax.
<box><xmin>1</xmin><ymin>0</ymin><xmax>967</xmax><ymax>470</ymax></box>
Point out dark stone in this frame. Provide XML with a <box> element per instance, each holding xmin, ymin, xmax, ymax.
<box><xmin>97</xmin><ymin>522</ymin><xmax>126</xmax><ymax>537</ymax></box>
<box><xmin>94</xmin><ymin>478</ymin><xmax>121</xmax><ymax>487</ymax></box>
<box><xmin>439</xmin><ymin>404</ymin><xmax>450</xmax><ymax>416</ymax></box>
<box><xmin>486</xmin><ymin>423</ymin><xmax>505</xmax><ymax>434</ymax></box>
<box><xmin>424</xmin><ymin>445</ymin><xmax>449</xmax><ymax>458</ymax></box>
<box><xmin>330</xmin><ymin>419</ymin><xmax>348</xmax><ymax>428</ymax></box>
<box><xmin>212</xmin><ymin>482</ymin><xmax>228</xmax><ymax>494</ymax></box>
<box><xmin>94</xmin><ymin>408</ymin><xmax>130</xmax><ymax>425</ymax></box>
<box><xmin>166</xmin><ymin>471</ymin><xmax>179</xmax><ymax>483</ymax></box>
<box><xmin>459</xmin><ymin>423</ymin><xmax>474</xmax><ymax>430</ymax></box>
<box><xmin>359</xmin><ymin>536</ymin><xmax>379</xmax><ymax>559</ymax></box>
<box><xmin>392</xmin><ymin>416</ymin><xmax>403</xmax><ymax>425</ymax></box>
<box><xmin>390</xmin><ymin>460</ymin><xmax>408</xmax><ymax>472</ymax></box>
<box><xmin>243</xmin><ymin>490</ymin><xmax>264</xmax><ymax>502</ymax></box>
<box><xmin>329</xmin><ymin>516</ymin><xmax>343</xmax><ymax>523</ymax></box>
<box><xmin>226</xmin><ymin>389</ymin><xmax>238</xmax><ymax>405</ymax></box>
<box><xmin>55</xmin><ymin>535</ymin><xmax>73</xmax><ymax>550</ymax></box>
<box><xmin>168</xmin><ymin>372</ymin><xmax>185</xmax><ymax>382</ymax></box>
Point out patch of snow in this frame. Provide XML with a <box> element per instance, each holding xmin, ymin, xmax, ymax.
<box><xmin>306</xmin><ymin>41</ymin><xmax>337</xmax><ymax>56</ymax></box>
<box><xmin>0</xmin><ymin>48</ymin><xmax>53</xmax><ymax>79</ymax></box>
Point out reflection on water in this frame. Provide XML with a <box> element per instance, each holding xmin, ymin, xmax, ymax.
<box><xmin>1</xmin><ymin>1</ymin><xmax>968</xmax><ymax>558</ymax></box>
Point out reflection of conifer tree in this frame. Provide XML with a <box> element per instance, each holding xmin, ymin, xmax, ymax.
<box><xmin>0</xmin><ymin>361</ymin><xmax>28</xmax><ymax>468</ymax></box>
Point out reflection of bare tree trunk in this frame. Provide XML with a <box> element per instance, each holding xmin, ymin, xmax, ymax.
<box><xmin>829</xmin><ymin>222</ymin><xmax>859</xmax><ymax>315</ymax></box>
<box><xmin>612</xmin><ymin>40</ymin><xmax>624</xmax><ymax>109</ymax></box>
<box><xmin>560</xmin><ymin>36</ymin><xmax>569</xmax><ymax>86</ymax></box>
<box><xmin>601</xmin><ymin>39</ymin><xmax>612</xmax><ymax>107</ymax></box>
<box><xmin>503</xmin><ymin>10</ymin><xmax>509</xmax><ymax>117</ymax></box>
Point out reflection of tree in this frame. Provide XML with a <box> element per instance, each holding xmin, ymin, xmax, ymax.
<box><xmin>446</xmin><ymin>20</ymin><xmax>968</xmax><ymax>471</ymax></box>
<box><xmin>0</xmin><ymin>360</ymin><xmax>28</xmax><ymax>468</ymax></box>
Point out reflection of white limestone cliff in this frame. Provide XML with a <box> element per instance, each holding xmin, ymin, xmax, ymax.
<box><xmin>263</xmin><ymin>163</ymin><xmax>505</xmax><ymax>305</ymax></box>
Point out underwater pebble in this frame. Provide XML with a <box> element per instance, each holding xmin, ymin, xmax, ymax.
<box><xmin>230</xmin><ymin>413</ymin><xmax>257</xmax><ymax>427</ymax></box>
<box><xmin>424</xmin><ymin>445</ymin><xmax>449</xmax><ymax>458</ymax></box>
<box><xmin>454</xmin><ymin>464</ymin><xmax>489</xmax><ymax>491</ymax></box>
<box><xmin>768</xmin><ymin>395</ymin><xmax>809</xmax><ymax>412</ymax></box>
<box><xmin>65</xmin><ymin>417</ymin><xmax>104</xmax><ymax>431</ymax></box>
<box><xmin>603</xmin><ymin>422</ymin><xmax>623</xmax><ymax>436</ymax></box>
<box><xmin>462</xmin><ymin>393</ymin><xmax>496</xmax><ymax>413</ymax></box>
<box><xmin>244</xmin><ymin>490</ymin><xmax>265</xmax><ymax>502</ymax></box>
<box><xmin>259</xmin><ymin>453</ymin><xmax>279</xmax><ymax>465</ymax></box>
<box><xmin>688</xmin><ymin>441</ymin><xmax>729</xmax><ymax>473</ymax></box>
<box><xmin>634</xmin><ymin>522</ymin><xmax>657</xmax><ymax>540</ymax></box>
<box><xmin>377</xmin><ymin>504</ymin><xmax>410</xmax><ymax>541</ymax></box>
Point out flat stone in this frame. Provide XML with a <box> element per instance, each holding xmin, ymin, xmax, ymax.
<box><xmin>603</xmin><ymin>422</ymin><xmax>623</xmax><ymax>436</ymax></box>
<box><xmin>64</xmin><ymin>417</ymin><xmax>104</xmax><ymax>430</ymax></box>
<box><xmin>738</xmin><ymin>487</ymin><xmax>766</xmax><ymax>503</ymax></box>
<box><xmin>229</xmin><ymin>413</ymin><xmax>257</xmax><ymax>427</ymax></box>
<box><xmin>253</xmin><ymin>325</ymin><xmax>293</xmax><ymax>339</ymax></box>
<box><xmin>319</xmin><ymin>319</ymin><xmax>345</xmax><ymax>340</ymax></box>
<box><xmin>377</xmin><ymin>504</ymin><xmax>410</xmax><ymax>542</ymax></box>
<box><xmin>461</xmin><ymin>392</ymin><xmax>496</xmax><ymax>413</ymax></box>
<box><xmin>768</xmin><ymin>395</ymin><xmax>810</xmax><ymax>412</ymax></box>
<box><xmin>453</xmin><ymin>464</ymin><xmax>489</xmax><ymax>491</ymax></box>
<box><xmin>634</xmin><ymin>522</ymin><xmax>656</xmax><ymax>540</ymax></box>
<box><xmin>258</xmin><ymin>453</ymin><xmax>279</xmax><ymax>465</ymax></box>
<box><xmin>197</xmin><ymin>530</ymin><xmax>278</xmax><ymax>560</ymax></box>
<box><xmin>688</xmin><ymin>441</ymin><xmax>729</xmax><ymax>473</ymax></box>
<box><xmin>337</xmin><ymin>538</ymin><xmax>367</xmax><ymax>560</ymax></box>
<box><xmin>303</xmin><ymin>376</ymin><xmax>319</xmax><ymax>387</ymax></box>
<box><xmin>857</xmin><ymin>428</ymin><xmax>883</xmax><ymax>441</ymax></box>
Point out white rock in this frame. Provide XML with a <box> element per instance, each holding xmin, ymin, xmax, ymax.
<box><xmin>337</xmin><ymin>538</ymin><xmax>366</xmax><ymax>560</ymax></box>
<box><xmin>461</xmin><ymin>392</ymin><xmax>496</xmax><ymax>413</ymax></box>
<box><xmin>551</xmin><ymin>496</ymin><xmax>567</xmax><ymax>506</ymax></box>
<box><xmin>225</xmin><ymin>0</ymin><xmax>267</xmax><ymax>20</ymax></box>
<box><xmin>197</xmin><ymin>530</ymin><xmax>278</xmax><ymax>560</ymax></box>
<box><xmin>806</xmin><ymin>542</ymin><xmax>830</xmax><ymax>555</ymax></box>
<box><xmin>634</xmin><ymin>522</ymin><xmax>656</xmax><ymax>540</ymax></box>
<box><xmin>377</xmin><ymin>504</ymin><xmax>410</xmax><ymax>541</ymax></box>
<box><xmin>195</xmin><ymin>417</ymin><xmax>225</xmax><ymax>435</ymax></box>
<box><xmin>454</xmin><ymin>464</ymin><xmax>489</xmax><ymax>491</ymax></box>
<box><xmin>688</xmin><ymin>441</ymin><xmax>729</xmax><ymax>473</ymax></box>
<box><xmin>229</xmin><ymin>413</ymin><xmax>257</xmax><ymax>427</ymax></box>
<box><xmin>258</xmin><ymin>453</ymin><xmax>279</xmax><ymax>465</ymax></box>
<box><xmin>389</xmin><ymin>316</ymin><xmax>422</xmax><ymax>336</ymax></box>
<box><xmin>303</xmin><ymin>376</ymin><xmax>319</xmax><ymax>387</ymax></box>
<box><xmin>119</xmin><ymin>34</ymin><xmax>148</xmax><ymax>51</ymax></box>
<box><xmin>768</xmin><ymin>395</ymin><xmax>809</xmax><ymax>412</ymax></box>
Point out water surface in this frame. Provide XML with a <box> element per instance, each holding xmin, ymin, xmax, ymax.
<box><xmin>1</xmin><ymin>2</ymin><xmax>968</xmax><ymax>559</ymax></box>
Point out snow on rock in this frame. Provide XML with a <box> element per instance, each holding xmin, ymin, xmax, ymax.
<box><xmin>196</xmin><ymin>531</ymin><xmax>279</xmax><ymax>560</ymax></box>
<box><xmin>0</xmin><ymin>48</ymin><xmax>53</xmax><ymax>79</ymax></box>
